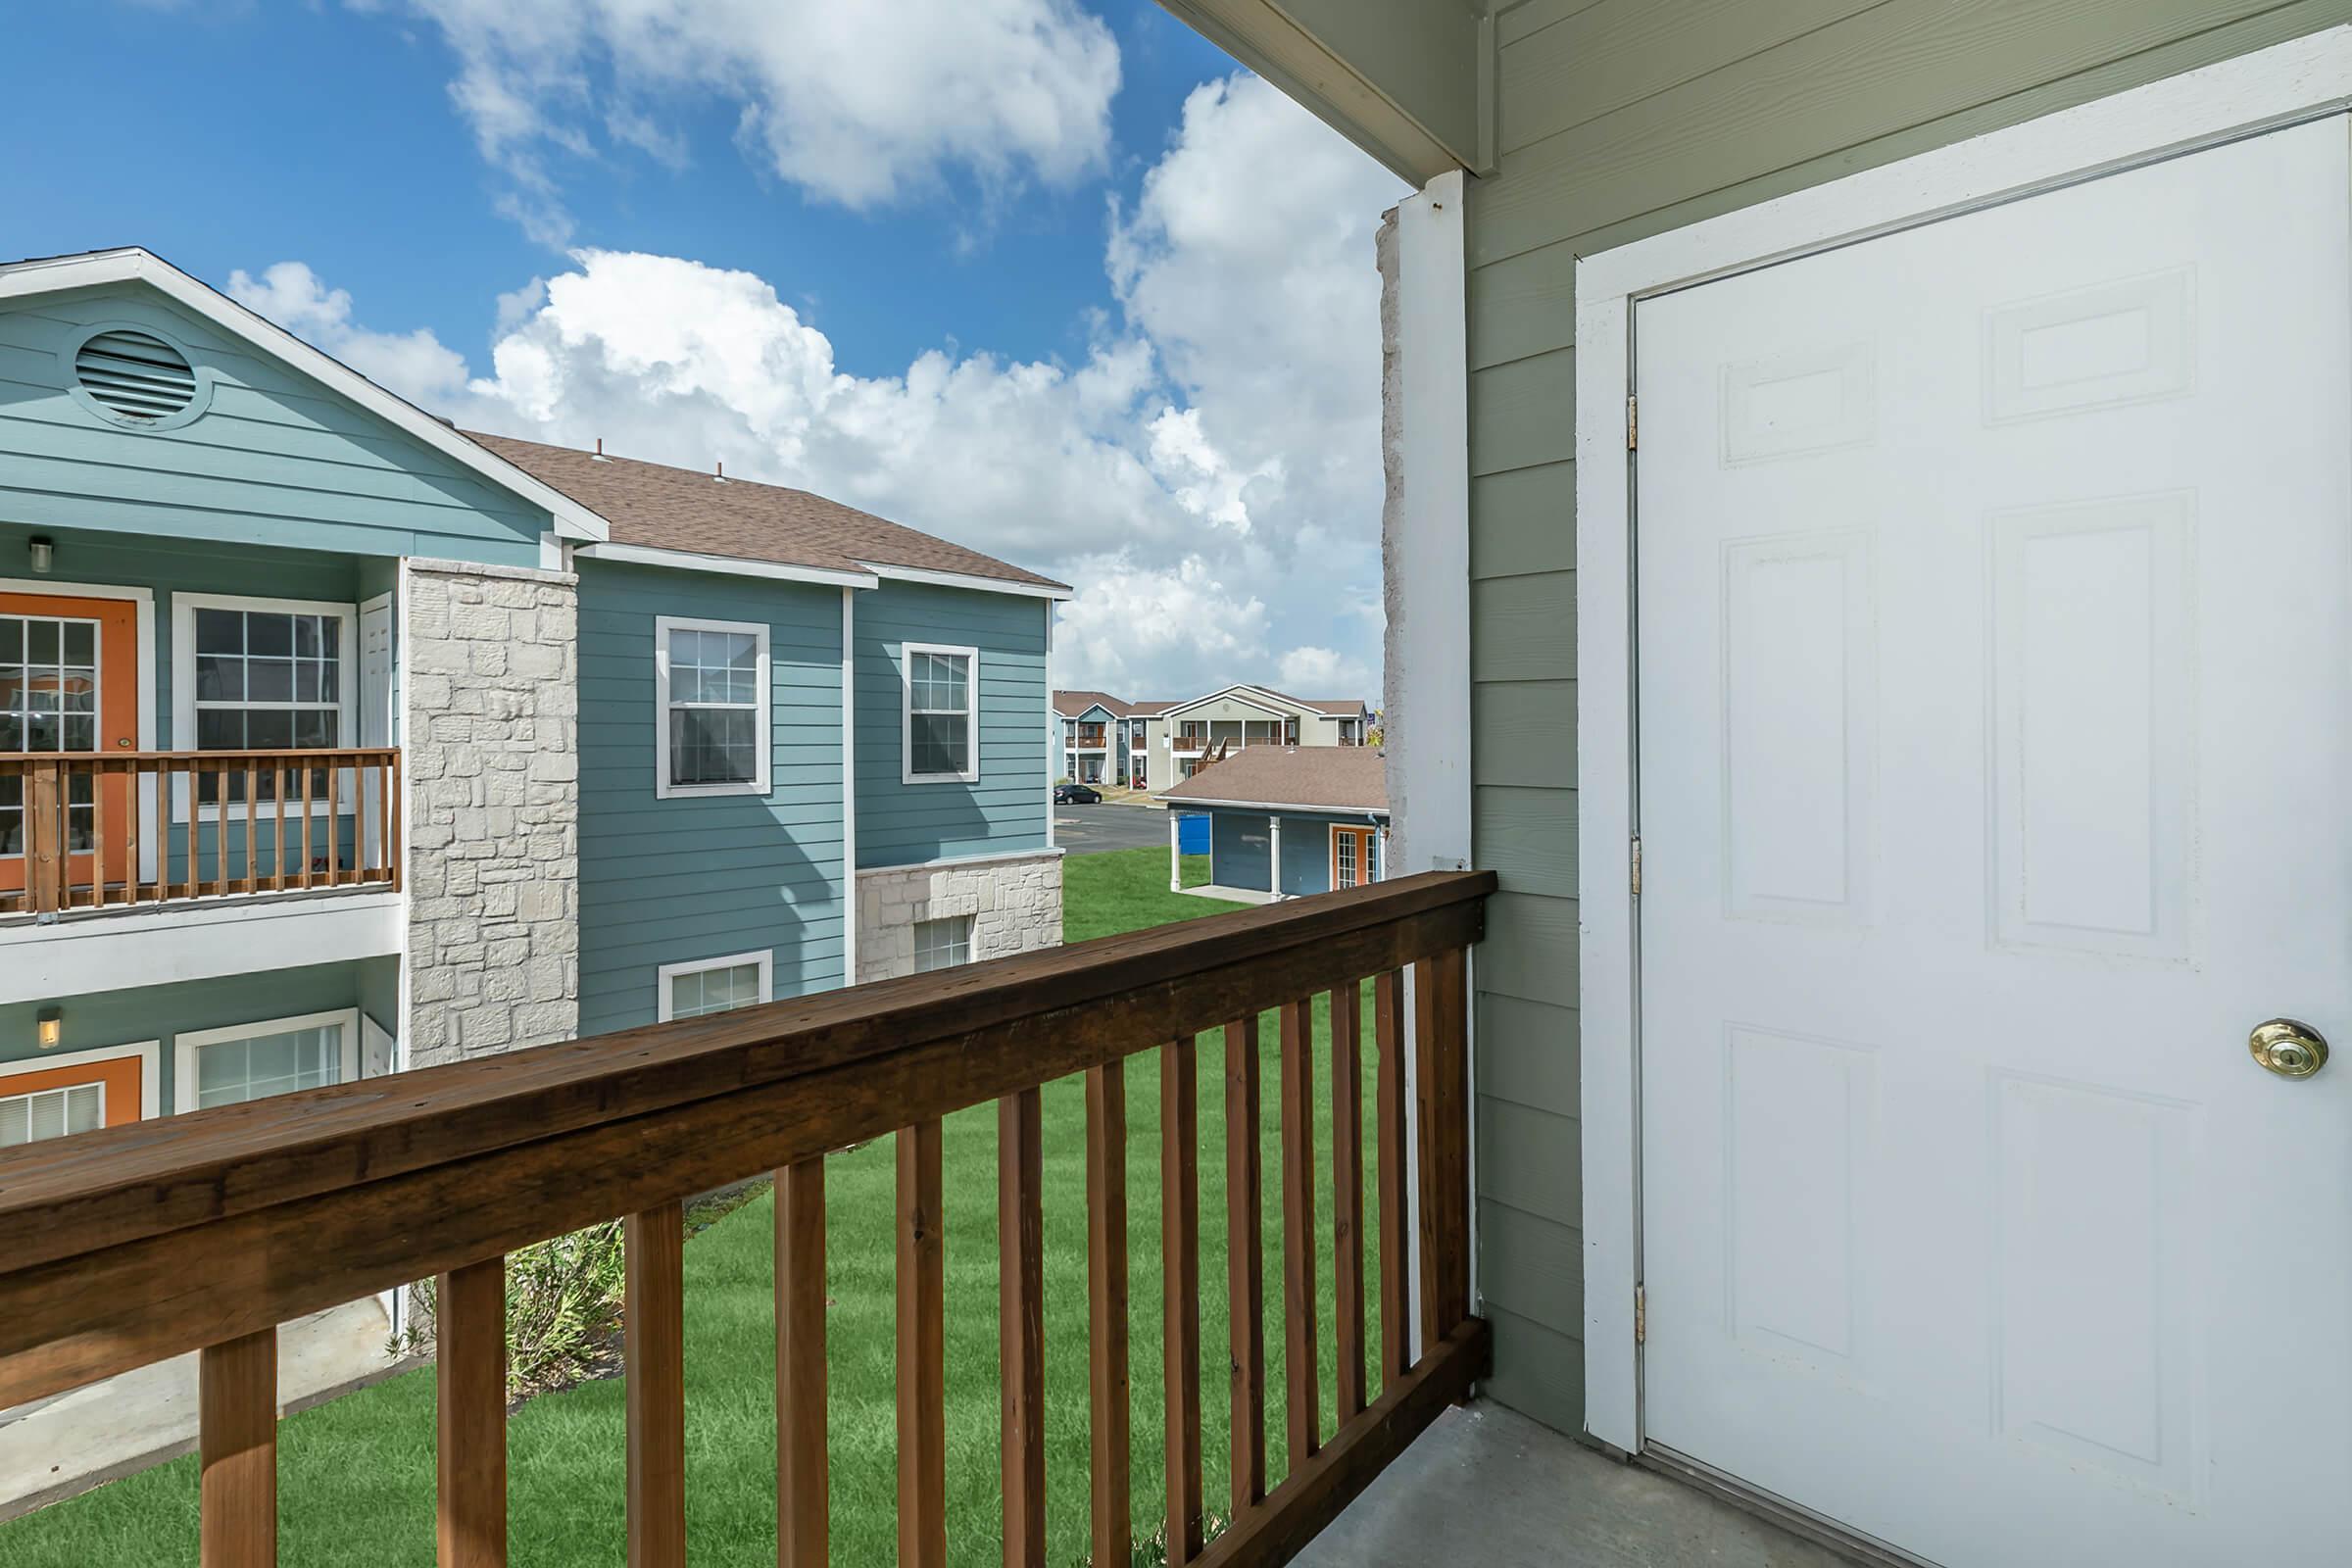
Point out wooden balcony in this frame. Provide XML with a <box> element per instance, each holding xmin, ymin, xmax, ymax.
<box><xmin>1</xmin><ymin>748</ymin><xmax>401</xmax><ymax>919</ymax></box>
<box><xmin>0</xmin><ymin>871</ymin><xmax>1491</xmax><ymax>1566</ymax></box>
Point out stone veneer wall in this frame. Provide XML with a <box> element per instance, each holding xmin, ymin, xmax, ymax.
<box><xmin>403</xmin><ymin>557</ymin><xmax>580</xmax><ymax>1067</ymax></box>
<box><xmin>856</xmin><ymin>849</ymin><xmax>1064</xmax><ymax>984</ymax></box>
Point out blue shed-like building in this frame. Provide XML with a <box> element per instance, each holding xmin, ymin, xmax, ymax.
<box><xmin>1157</xmin><ymin>746</ymin><xmax>1386</xmax><ymax>904</ymax></box>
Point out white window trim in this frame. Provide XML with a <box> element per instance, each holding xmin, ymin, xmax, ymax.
<box><xmin>1569</xmin><ymin>26</ymin><xmax>2352</xmax><ymax>1453</ymax></box>
<box><xmin>0</xmin><ymin>1039</ymin><xmax>162</xmax><ymax>1121</ymax></box>
<box><xmin>902</xmin><ymin>641</ymin><xmax>980</xmax><ymax>785</ymax></box>
<box><xmin>170</xmin><ymin>590</ymin><xmax>360</xmax><ymax>825</ymax></box>
<box><xmin>654</xmin><ymin>614</ymin><xmax>771</xmax><ymax>800</ymax></box>
<box><xmin>172</xmin><ymin>1006</ymin><xmax>361</xmax><ymax>1115</ymax></box>
<box><xmin>656</xmin><ymin>949</ymin><xmax>775</xmax><ymax>1022</ymax></box>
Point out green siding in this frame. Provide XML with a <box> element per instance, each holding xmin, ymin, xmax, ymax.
<box><xmin>0</xmin><ymin>957</ymin><xmax>393</xmax><ymax>1114</ymax></box>
<box><xmin>0</xmin><ymin>283</ymin><xmax>549</xmax><ymax>564</ymax></box>
<box><xmin>854</xmin><ymin>581</ymin><xmax>1050</xmax><ymax>867</ymax></box>
<box><xmin>1460</xmin><ymin>0</ymin><xmax>2352</xmax><ymax>1436</ymax></box>
<box><xmin>574</xmin><ymin>560</ymin><xmax>849</xmax><ymax>1035</ymax></box>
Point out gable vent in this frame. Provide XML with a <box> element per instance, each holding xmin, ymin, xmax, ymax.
<box><xmin>74</xmin><ymin>329</ymin><xmax>198</xmax><ymax>422</ymax></box>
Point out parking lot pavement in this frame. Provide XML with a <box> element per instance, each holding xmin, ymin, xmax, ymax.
<box><xmin>1054</xmin><ymin>801</ymin><xmax>1173</xmax><ymax>854</ymax></box>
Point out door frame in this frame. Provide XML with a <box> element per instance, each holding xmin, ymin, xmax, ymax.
<box><xmin>0</xmin><ymin>1039</ymin><xmax>163</xmax><ymax>1125</ymax></box>
<box><xmin>0</xmin><ymin>577</ymin><xmax>160</xmax><ymax>886</ymax></box>
<box><xmin>1571</xmin><ymin>26</ymin><xmax>2352</xmax><ymax>1455</ymax></box>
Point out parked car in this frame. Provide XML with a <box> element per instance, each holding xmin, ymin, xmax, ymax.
<box><xmin>1054</xmin><ymin>783</ymin><xmax>1102</xmax><ymax>805</ymax></box>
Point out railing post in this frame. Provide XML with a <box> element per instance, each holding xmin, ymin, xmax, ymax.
<box><xmin>897</xmin><ymin>1120</ymin><xmax>947</xmax><ymax>1568</ymax></box>
<box><xmin>1330</xmin><ymin>981</ymin><xmax>1368</xmax><ymax>1420</ymax></box>
<box><xmin>1278</xmin><ymin>1000</ymin><xmax>1320</xmax><ymax>1467</ymax></box>
<box><xmin>625</xmin><ymin>1202</ymin><xmax>687</xmax><ymax>1568</ymax></box>
<box><xmin>776</xmin><ymin>1158</ymin><xmax>828</xmax><ymax>1568</ymax></box>
<box><xmin>437</xmin><ymin>1256</ymin><xmax>509</xmax><ymax>1568</ymax></box>
<box><xmin>1412</xmin><ymin>949</ymin><xmax>1471</xmax><ymax>1349</ymax></box>
<box><xmin>200</xmin><ymin>1327</ymin><xmax>277</xmax><ymax>1567</ymax></box>
<box><xmin>1000</xmin><ymin>1089</ymin><xmax>1047</xmax><ymax>1566</ymax></box>
<box><xmin>1160</xmin><ymin>1037</ymin><xmax>1203</xmax><ymax>1563</ymax></box>
<box><xmin>1373</xmin><ymin>971</ymin><xmax>1411</xmax><ymax>1387</ymax></box>
<box><xmin>1085</xmin><ymin>1062</ymin><xmax>1131</xmax><ymax>1568</ymax></box>
<box><xmin>28</xmin><ymin>758</ymin><xmax>63</xmax><ymax>917</ymax></box>
<box><xmin>1223</xmin><ymin>1016</ymin><xmax>1266</xmax><ymax>1514</ymax></box>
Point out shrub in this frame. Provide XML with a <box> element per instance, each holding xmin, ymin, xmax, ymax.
<box><xmin>393</xmin><ymin>1220</ymin><xmax>628</xmax><ymax>1401</ymax></box>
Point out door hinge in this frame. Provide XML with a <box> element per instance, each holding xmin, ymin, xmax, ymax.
<box><xmin>1626</xmin><ymin>393</ymin><xmax>1639</xmax><ymax>451</ymax></box>
<box><xmin>1630</xmin><ymin>834</ymin><xmax>1642</xmax><ymax>897</ymax></box>
<box><xmin>1635</xmin><ymin>1284</ymin><xmax>1646</xmax><ymax>1346</ymax></box>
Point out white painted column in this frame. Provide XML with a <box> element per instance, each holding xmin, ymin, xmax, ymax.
<box><xmin>1169</xmin><ymin>808</ymin><xmax>1182</xmax><ymax>892</ymax></box>
<box><xmin>1268</xmin><ymin>814</ymin><xmax>1282</xmax><ymax>901</ymax></box>
<box><xmin>1390</xmin><ymin>169</ymin><xmax>1472</xmax><ymax>877</ymax></box>
<box><xmin>1390</xmin><ymin>169</ymin><xmax>1473</xmax><ymax>1370</ymax></box>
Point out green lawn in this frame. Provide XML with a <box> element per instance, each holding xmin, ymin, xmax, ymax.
<box><xmin>0</xmin><ymin>847</ymin><xmax>1389</xmax><ymax>1566</ymax></box>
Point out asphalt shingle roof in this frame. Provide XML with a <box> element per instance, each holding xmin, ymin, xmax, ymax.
<box><xmin>467</xmin><ymin>431</ymin><xmax>1069</xmax><ymax>592</ymax></box>
<box><xmin>1158</xmin><ymin>747</ymin><xmax>1388</xmax><ymax>813</ymax></box>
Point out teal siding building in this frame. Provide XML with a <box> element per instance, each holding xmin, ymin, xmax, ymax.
<box><xmin>573</xmin><ymin>559</ymin><xmax>849</xmax><ymax>1035</ymax></box>
<box><xmin>0</xmin><ymin>249</ymin><xmax>1066</xmax><ymax>1180</ymax></box>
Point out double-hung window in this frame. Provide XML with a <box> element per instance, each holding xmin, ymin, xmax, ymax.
<box><xmin>903</xmin><ymin>643</ymin><xmax>977</xmax><ymax>784</ymax></box>
<box><xmin>174</xmin><ymin>1009</ymin><xmax>359</xmax><ymax>1113</ymax></box>
<box><xmin>658</xmin><ymin>951</ymin><xmax>774</xmax><ymax>1021</ymax></box>
<box><xmin>656</xmin><ymin>616</ymin><xmax>769</xmax><ymax>798</ymax></box>
<box><xmin>174</xmin><ymin>594</ymin><xmax>357</xmax><ymax>806</ymax></box>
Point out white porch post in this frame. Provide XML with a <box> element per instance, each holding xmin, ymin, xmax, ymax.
<box><xmin>1169</xmin><ymin>808</ymin><xmax>1182</xmax><ymax>892</ymax></box>
<box><xmin>1268</xmin><ymin>813</ymin><xmax>1282</xmax><ymax>901</ymax></box>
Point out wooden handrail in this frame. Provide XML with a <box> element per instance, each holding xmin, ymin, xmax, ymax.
<box><xmin>0</xmin><ymin>868</ymin><xmax>1494</xmax><ymax>1568</ymax></box>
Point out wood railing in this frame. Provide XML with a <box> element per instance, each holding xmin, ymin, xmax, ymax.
<box><xmin>0</xmin><ymin>870</ymin><xmax>1492</xmax><ymax>1567</ymax></box>
<box><xmin>0</xmin><ymin>748</ymin><xmax>400</xmax><ymax>918</ymax></box>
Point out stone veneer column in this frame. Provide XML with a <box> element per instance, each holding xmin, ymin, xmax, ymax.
<box><xmin>402</xmin><ymin>557</ymin><xmax>580</xmax><ymax>1067</ymax></box>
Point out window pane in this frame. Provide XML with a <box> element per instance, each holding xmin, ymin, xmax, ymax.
<box><xmin>194</xmin><ymin>655</ymin><xmax>243</xmax><ymax>702</ymax></box>
<box><xmin>670</xmin><ymin>709</ymin><xmax>758</xmax><ymax>786</ymax></box>
<box><xmin>910</xmin><ymin>714</ymin><xmax>969</xmax><ymax>777</ymax></box>
<box><xmin>63</xmin><ymin>622</ymin><xmax>94</xmax><ymax>664</ymax></box>
<box><xmin>26</xmin><ymin>619</ymin><xmax>58</xmax><ymax>664</ymax></box>
<box><xmin>295</xmin><ymin>617</ymin><xmax>320</xmax><ymax>658</ymax></box>
<box><xmin>0</xmin><ymin>619</ymin><xmax>18</xmax><ymax>662</ymax></box>
<box><xmin>196</xmin><ymin>609</ymin><xmax>244</xmax><ymax>655</ymax></box>
<box><xmin>248</xmin><ymin>658</ymin><xmax>293</xmax><ymax>702</ymax></box>
<box><xmin>248</xmin><ymin>613</ymin><xmax>293</xmax><ymax>658</ymax></box>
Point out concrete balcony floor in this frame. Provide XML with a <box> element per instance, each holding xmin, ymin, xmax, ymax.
<box><xmin>1298</xmin><ymin>1402</ymin><xmax>1855</xmax><ymax>1568</ymax></box>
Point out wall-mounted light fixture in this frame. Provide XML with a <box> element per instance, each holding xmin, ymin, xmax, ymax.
<box><xmin>35</xmin><ymin>1007</ymin><xmax>63</xmax><ymax>1051</ymax></box>
<box><xmin>27</xmin><ymin>537</ymin><xmax>55</xmax><ymax>574</ymax></box>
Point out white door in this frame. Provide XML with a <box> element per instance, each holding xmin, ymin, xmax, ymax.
<box><xmin>1634</xmin><ymin>119</ymin><xmax>2352</xmax><ymax>1566</ymax></box>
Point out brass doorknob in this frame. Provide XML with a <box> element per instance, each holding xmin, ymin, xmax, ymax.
<box><xmin>2249</xmin><ymin>1018</ymin><xmax>2329</xmax><ymax>1079</ymax></box>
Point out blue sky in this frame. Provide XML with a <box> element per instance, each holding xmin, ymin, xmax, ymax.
<box><xmin>3</xmin><ymin>1</ymin><xmax>1403</xmax><ymax>702</ymax></box>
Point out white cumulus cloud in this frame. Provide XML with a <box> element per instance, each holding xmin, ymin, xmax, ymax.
<box><xmin>364</xmin><ymin>0</ymin><xmax>1121</xmax><ymax>239</ymax></box>
<box><xmin>228</xmin><ymin>72</ymin><xmax>1402</xmax><ymax>704</ymax></box>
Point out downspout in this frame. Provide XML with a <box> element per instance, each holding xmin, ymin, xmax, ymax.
<box><xmin>841</xmin><ymin>586</ymin><xmax>858</xmax><ymax>988</ymax></box>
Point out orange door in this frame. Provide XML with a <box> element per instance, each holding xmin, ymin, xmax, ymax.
<box><xmin>1</xmin><ymin>593</ymin><xmax>140</xmax><ymax>899</ymax></box>
<box><xmin>1330</xmin><ymin>825</ymin><xmax>1376</xmax><ymax>890</ymax></box>
<box><xmin>0</xmin><ymin>1053</ymin><xmax>145</xmax><ymax>1147</ymax></box>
